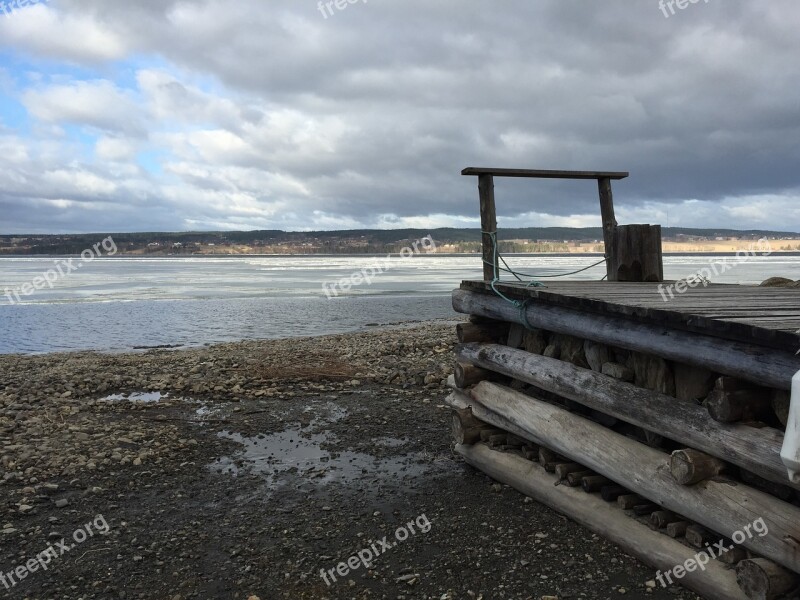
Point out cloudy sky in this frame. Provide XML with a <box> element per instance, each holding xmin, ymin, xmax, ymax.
<box><xmin>0</xmin><ymin>0</ymin><xmax>799</xmax><ymax>234</ymax></box>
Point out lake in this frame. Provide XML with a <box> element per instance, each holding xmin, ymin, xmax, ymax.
<box><xmin>1</xmin><ymin>253</ymin><xmax>798</xmax><ymax>354</ymax></box>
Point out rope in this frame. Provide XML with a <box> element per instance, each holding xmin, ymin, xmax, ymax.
<box><xmin>480</xmin><ymin>230</ymin><xmax>608</xmax><ymax>329</ymax></box>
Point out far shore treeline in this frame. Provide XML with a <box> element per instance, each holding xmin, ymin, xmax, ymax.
<box><xmin>1</xmin><ymin>227</ymin><xmax>799</xmax><ymax>256</ymax></box>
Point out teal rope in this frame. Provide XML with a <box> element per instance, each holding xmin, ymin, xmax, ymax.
<box><xmin>480</xmin><ymin>230</ymin><xmax>608</xmax><ymax>329</ymax></box>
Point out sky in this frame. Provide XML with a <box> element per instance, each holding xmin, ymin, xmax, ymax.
<box><xmin>0</xmin><ymin>0</ymin><xmax>799</xmax><ymax>234</ymax></box>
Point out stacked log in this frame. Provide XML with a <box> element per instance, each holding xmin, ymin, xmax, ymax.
<box><xmin>448</xmin><ymin>290</ymin><xmax>800</xmax><ymax>599</ymax></box>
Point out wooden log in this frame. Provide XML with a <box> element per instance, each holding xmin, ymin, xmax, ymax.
<box><xmin>554</xmin><ymin>462</ymin><xmax>585</xmax><ymax>480</ymax></box>
<box><xmin>463</xmin><ymin>381</ymin><xmax>800</xmax><ymax>573</ymax></box>
<box><xmin>608</xmin><ymin>224</ymin><xmax>663</xmax><ymax>282</ymax></box>
<box><xmin>566</xmin><ymin>470</ymin><xmax>594</xmax><ymax>487</ymax></box>
<box><xmin>456</xmin><ymin>322</ymin><xmax>509</xmax><ymax>344</ymax></box>
<box><xmin>633</xmin><ymin>503</ymin><xmax>659</xmax><ymax>517</ymax></box>
<box><xmin>451</xmin><ymin>290</ymin><xmax>800</xmax><ymax>390</ymax></box>
<box><xmin>582</xmin><ymin>475</ymin><xmax>613</xmax><ymax>493</ymax></box>
<box><xmin>720</xmin><ymin>545</ymin><xmax>748</xmax><ymax>565</ymax></box>
<box><xmin>685</xmin><ymin>524</ymin><xmax>714</xmax><ymax>549</ymax></box>
<box><xmin>455</xmin><ymin>443</ymin><xmax>746</xmax><ymax>600</ymax></box>
<box><xmin>456</xmin><ymin>343</ymin><xmax>798</xmax><ymax>491</ymax></box>
<box><xmin>454</xmin><ymin>362</ymin><xmax>493</xmax><ymax>388</ymax></box>
<box><xmin>478</xmin><ymin>174</ymin><xmax>498</xmax><ymax>281</ymax></box>
<box><xmin>451</xmin><ymin>407</ymin><xmax>490</xmax><ymax>445</ymax></box>
<box><xmin>650</xmin><ymin>511</ymin><xmax>680</xmax><ymax>530</ymax></box>
<box><xmin>617</xmin><ymin>494</ymin><xmax>642</xmax><ymax>509</ymax></box>
<box><xmin>671</xmin><ymin>449</ymin><xmax>728</xmax><ymax>485</ymax></box>
<box><xmin>539</xmin><ymin>447</ymin><xmax>567</xmax><ymax>473</ymax></box>
<box><xmin>600</xmin><ymin>485</ymin><xmax>628</xmax><ymax>502</ymax></box>
<box><xmin>488</xmin><ymin>433</ymin><xmax>507</xmax><ymax>448</ymax></box>
<box><xmin>736</xmin><ymin>558</ymin><xmax>800</xmax><ymax>600</ymax></box>
<box><xmin>506</xmin><ymin>323</ymin><xmax>525</xmax><ymax>349</ymax></box>
<box><xmin>666</xmin><ymin>521</ymin><xmax>688</xmax><ymax>538</ymax></box>
<box><xmin>479</xmin><ymin>427</ymin><xmax>504</xmax><ymax>443</ymax></box>
<box><xmin>705</xmin><ymin>388</ymin><xmax>773</xmax><ymax>423</ymax></box>
<box><xmin>739</xmin><ymin>469</ymin><xmax>794</xmax><ymax>503</ymax></box>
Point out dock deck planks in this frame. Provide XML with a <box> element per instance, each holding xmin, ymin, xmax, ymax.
<box><xmin>460</xmin><ymin>280</ymin><xmax>800</xmax><ymax>353</ymax></box>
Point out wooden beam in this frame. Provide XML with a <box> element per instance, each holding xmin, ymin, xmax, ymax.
<box><xmin>463</xmin><ymin>381</ymin><xmax>800</xmax><ymax>574</ymax></box>
<box><xmin>456</xmin><ymin>342</ymin><xmax>797</xmax><ymax>491</ymax></box>
<box><xmin>451</xmin><ymin>289</ymin><xmax>800</xmax><ymax>390</ymax></box>
<box><xmin>478</xmin><ymin>174</ymin><xmax>498</xmax><ymax>281</ymax></box>
<box><xmin>736</xmin><ymin>559</ymin><xmax>800</xmax><ymax>600</ymax></box>
<box><xmin>462</xmin><ymin>167</ymin><xmax>629</xmax><ymax>180</ymax></box>
<box><xmin>456</xmin><ymin>443</ymin><xmax>746</xmax><ymax>600</ymax></box>
<box><xmin>598</xmin><ymin>176</ymin><xmax>617</xmax><ymax>280</ymax></box>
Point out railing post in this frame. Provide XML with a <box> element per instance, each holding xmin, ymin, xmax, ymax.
<box><xmin>597</xmin><ymin>177</ymin><xmax>618</xmax><ymax>280</ymax></box>
<box><xmin>478</xmin><ymin>174</ymin><xmax>498</xmax><ymax>281</ymax></box>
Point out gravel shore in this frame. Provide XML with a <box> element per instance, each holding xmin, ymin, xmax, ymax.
<box><xmin>0</xmin><ymin>322</ymin><xmax>700</xmax><ymax>600</ymax></box>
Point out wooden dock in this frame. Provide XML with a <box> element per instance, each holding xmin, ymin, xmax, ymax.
<box><xmin>460</xmin><ymin>280</ymin><xmax>800</xmax><ymax>352</ymax></box>
<box><xmin>448</xmin><ymin>166</ymin><xmax>800</xmax><ymax>600</ymax></box>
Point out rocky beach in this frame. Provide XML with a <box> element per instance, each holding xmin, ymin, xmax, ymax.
<box><xmin>0</xmin><ymin>321</ymin><xmax>700</xmax><ymax>600</ymax></box>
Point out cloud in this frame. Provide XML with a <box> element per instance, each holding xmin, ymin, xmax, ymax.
<box><xmin>0</xmin><ymin>0</ymin><xmax>799</xmax><ymax>233</ymax></box>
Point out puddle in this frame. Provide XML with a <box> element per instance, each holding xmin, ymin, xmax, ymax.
<box><xmin>210</xmin><ymin>428</ymin><xmax>432</xmax><ymax>491</ymax></box>
<box><xmin>101</xmin><ymin>391</ymin><xmax>165</xmax><ymax>403</ymax></box>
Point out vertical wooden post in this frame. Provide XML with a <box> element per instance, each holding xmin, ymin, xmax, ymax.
<box><xmin>479</xmin><ymin>174</ymin><xmax>498</xmax><ymax>281</ymax></box>
<box><xmin>608</xmin><ymin>224</ymin><xmax>664</xmax><ymax>282</ymax></box>
<box><xmin>598</xmin><ymin>177</ymin><xmax>617</xmax><ymax>280</ymax></box>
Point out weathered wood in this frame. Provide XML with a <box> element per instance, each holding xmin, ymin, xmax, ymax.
<box><xmin>736</xmin><ymin>558</ymin><xmax>800</xmax><ymax>600</ymax></box>
<box><xmin>650</xmin><ymin>511</ymin><xmax>680</xmax><ymax>530</ymax></box>
<box><xmin>478</xmin><ymin>174</ymin><xmax>497</xmax><ymax>281</ymax></box>
<box><xmin>600</xmin><ymin>484</ymin><xmax>628</xmax><ymax>502</ymax></box>
<box><xmin>617</xmin><ymin>494</ymin><xmax>642</xmax><ymax>509</ymax></box>
<box><xmin>455</xmin><ymin>443</ymin><xmax>746</xmax><ymax>600</ymax></box>
<box><xmin>462</xmin><ymin>167</ymin><xmax>629</xmax><ymax>180</ymax></box>
<box><xmin>539</xmin><ymin>447</ymin><xmax>567</xmax><ymax>473</ymax></box>
<box><xmin>608</xmin><ymin>224</ymin><xmax>663</xmax><ymax>283</ymax></box>
<box><xmin>554</xmin><ymin>462</ymin><xmax>585</xmax><ymax>480</ymax></box>
<box><xmin>567</xmin><ymin>470</ymin><xmax>594</xmax><ymax>487</ymax></box>
<box><xmin>685</xmin><ymin>524</ymin><xmax>714</xmax><ymax>549</ymax></box>
<box><xmin>454</xmin><ymin>362</ymin><xmax>493</xmax><ymax>389</ymax></box>
<box><xmin>598</xmin><ymin>177</ymin><xmax>617</xmax><ymax>280</ymax></box>
<box><xmin>582</xmin><ymin>475</ymin><xmax>613</xmax><ymax>493</ymax></box>
<box><xmin>456</xmin><ymin>343</ymin><xmax>798</xmax><ymax>490</ymax></box>
<box><xmin>452</xmin><ymin>290</ymin><xmax>800</xmax><ymax>390</ymax></box>
<box><xmin>670</xmin><ymin>449</ymin><xmax>728</xmax><ymax>485</ymax></box>
<box><xmin>706</xmin><ymin>388</ymin><xmax>773</xmax><ymax>423</ymax></box>
<box><xmin>457</xmin><ymin>321</ymin><xmax>509</xmax><ymax>344</ymax></box>
<box><xmin>463</xmin><ymin>381</ymin><xmax>800</xmax><ymax>573</ymax></box>
<box><xmin>451</xmin><ymin>407</ymin><xmax>490</xmax><ymax>445</ymax></box>
<box><xmin>633</xmin><ymin>503</ymin><xmax>659</xmax><ymax>517</ymax></box>
<box><xmin>720</xmin><ymin>545</ymin><xmax>749</xmax><ymax>566</ymax></box>
<box><xmin>666</xmin><ymin>521</ymin><xmax>689</xmax><ymax>538</ymax></box>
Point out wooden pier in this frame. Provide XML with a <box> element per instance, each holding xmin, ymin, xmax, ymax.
<box><xmin>448</xmin><ymin>168</ymin><xmax>800</xmax><ymax>600</ymax></box>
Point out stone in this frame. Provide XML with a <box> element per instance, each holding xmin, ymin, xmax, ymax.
<box><xmin>551</xmin><ymin>334</ymin><xmax>589</xmax><ymax>369</ymax></box>
<box><xmin>673</xmin><ymin>363</ymin><xmax>716</xmax><ymax>402</ymax></box>
<box><xmin>601</xmin><ymin>362</ymin><xmax>634</xmax><ymax>382</ymax></box>
<box><xmin>523</xmin><ymin>329</ymin><xmax>548</xmax><ymax>355</ymax></box>
<box><xmin>760</xmin><ymin>277</ymin><xmax>795</xmax><ymax>287</ymax></box>
<box><xmin>632</xmin><ymin>353</ymin><xmax>675</xmax><ymax>396</ymax></box>
<box><xmin>584</xmin><ymin>341</ymin><xmax>611</xmax><ymax>372</ymax></box>
<box><xmin>54</xmin><ymin>498</ymin><xmax>69</xmax><ymax>508</ymax></box>
<box><xmin>543</xmin><ymin>345</ymin><xmax>560</xmax><ymax>359</ymax></box>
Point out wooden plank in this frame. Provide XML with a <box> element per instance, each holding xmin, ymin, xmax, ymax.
<box><xmin>462</xmin><ymin>167</ymin><xmax>629</xmax><ymax>180</ymax></box>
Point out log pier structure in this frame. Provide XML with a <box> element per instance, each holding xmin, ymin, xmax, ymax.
<box><xmin>449</xmin><ymin>168</ymin><xmax>800</xmax><ymax>600</ymax></box>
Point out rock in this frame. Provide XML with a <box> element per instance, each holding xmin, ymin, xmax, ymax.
<box><xmin>673</xmin><ymin>363</ymin><xmax>716</xmax><ymax>402</ymax></box>
<box><xmin>523</xmin><ymin>329</ymin><xmax>548</xmax><ymax>355</ymax></box>
<box><xmin>760</xmin><ymin>277</ymin><xmax>795</xmax><ymax>287</ymax></box>
<box><xmin>54</xmin><ymin>498</ymin><xmax>69</xmax><ymax>508</ymax></box>
<box><xmin>551</xmin><ymin>334</ymin><xmax>589</xmax><ymax>369</ymax></box>
<box><xmin>584</xmin><ymin>341</ymin><xmax>611</xmax><ymax>372</ymax></box>
<box><xmin>601</xmin><ymin>362</ymin><xmax>634</xmax><ymax>382</ymax></box>
<box><xmin>543</xmin><ymin>345</ymin><xmax>560</xmax><ymax>359</ymax></box>
<box><xmin>631</xmin><ymin>353</ymin><xmax>675</xmax><ymax>396</ymax></box>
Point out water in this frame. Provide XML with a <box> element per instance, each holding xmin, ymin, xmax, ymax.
<box><xmin>1</xmin><ymin>253</ymin><xmax>798</xmax><ymax>354</ymax></box>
